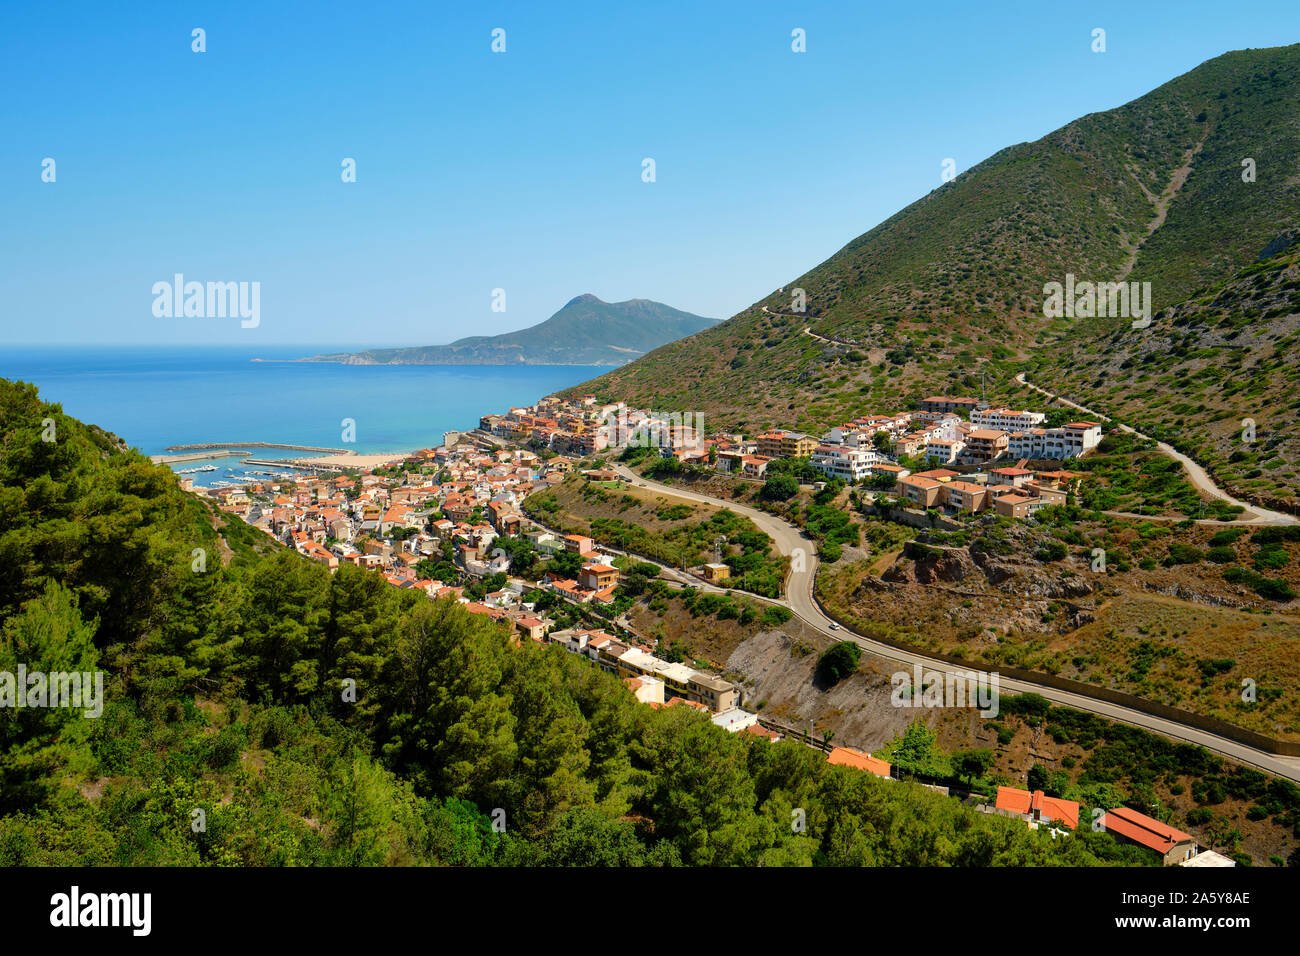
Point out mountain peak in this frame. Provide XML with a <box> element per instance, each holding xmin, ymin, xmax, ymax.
<box><xmin>565</xmin><ymin>293</ymin><xmax>605</xmax><ymax>308</ymax></box>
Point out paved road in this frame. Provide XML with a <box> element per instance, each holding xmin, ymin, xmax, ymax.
<box><xmin>614</xmin><ymin>462</ymin><xmax>1300</xmax><ymax>781</ymax></box>
<box><xmin>1015</xmin><ymin>372</ymin><xmax>1297</xmax><ymax>527</ymax></box>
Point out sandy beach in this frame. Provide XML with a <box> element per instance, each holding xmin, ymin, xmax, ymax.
<box><xmin>295</xmin><ymin>451</ymin><xmax>412</xmax><ymax>469</ymax></box>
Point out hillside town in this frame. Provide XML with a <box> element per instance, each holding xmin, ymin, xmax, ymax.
<box><xmin>176</xmin><ymin>387</ymin><xmax>1277</xmax><ymax>868</ymax></box>
<box><xmin>185</xmin><ymin>427</ymin><xmax>772</xmax><ymax>739</ymax></box>
<box><xmin>176</xmin><ymin>388</ymin><xmax>1111</xmax><ymax>749</ymax></box>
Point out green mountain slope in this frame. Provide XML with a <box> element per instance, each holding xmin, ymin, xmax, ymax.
<box><xmin>307</xmin><ymin>294</ymin><xmax>717</xmax><ymax>366</ymax></box>
<box><xmin>571</xmin><ymin>45</ymin><xmax>1300</xmax><ymax>438</ymax></box>
<box><xmin>1025</xmin><ymin>233</ymin><xmax>1300</xmax><ymax>512</ymax></box>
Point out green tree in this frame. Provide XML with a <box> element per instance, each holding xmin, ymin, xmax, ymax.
<box><xmin>815</xmin><ymin>642</ymin><xmax>861</xmax><ymax>685</ymax></box>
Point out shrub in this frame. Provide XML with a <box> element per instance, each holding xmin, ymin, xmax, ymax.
<box><xmin>815</xmin><ymin>641</ymin><xmax>861</xmax><ymax>685</ymax></box>
<box><xmin>760</xmin><ymin>473</ymin><xmax>799</xmax><ymax>502</ymax></box>
<box><xmin>1166</xmin><ymin>542</ymin><xmax>1204</xmax><ymax>564</ymax></box>
<box><xmin>1035</xmin><ymin>540</ymin><xmax>1068</xmax><ymax>562</ymax></box>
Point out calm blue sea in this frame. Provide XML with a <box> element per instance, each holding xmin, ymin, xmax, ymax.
<box><xmin>3</xmin><ymin>346</ymin><xmax>601</xmax><ymax>485</ymax></box>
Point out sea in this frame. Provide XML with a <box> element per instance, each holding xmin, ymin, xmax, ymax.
<box><xmin>2</xmin><ymin>346</ymin><xmax>603</xmax><ymax>487</ymax></box>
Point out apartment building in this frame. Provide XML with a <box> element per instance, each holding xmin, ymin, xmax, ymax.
<box><xmin>992</xmin><ymin>492</ymin><xmax>1044</xmax><ymax>519</ymax></box>
<box><xmin>962</xmin><ymin>429</ymin><xmax>1009</xmax><ymax>462</ymax></box>
<box><xmin>942</xmin><ymin>480</ymin><xmax>990</xmax><ymax>513</ymax></box>
<box><xmin>925</xmin><ymin>438</ymin><xmax>966</xmax><ymax>463</ymax></box>
<box><xmin>689</xmin><ymin>672</ymin><xmax>740</xmax><ymax>712</ymax></box>
<box><xmin>988</xmin><ymin>466</ymin><xmax>1035</xmax><ymax>488</ymax></box>
<box><xmin>579</xmin><ymin>563</ymin><xmax>620</xmax><ymax>591</ymax></box>
<box><xmin>755</xmin><ymin>430</ymin><xmax>818</xmax><ymax>459</ymax></box>
<box><xmin>563</xmin><ymin>534</ymin><xmax>596</xmax><ymax>556</ymax></box>
<box><xmin>868</xmin><ymin>462</ymin><xmax>911</xmax><ymax>481</ymax></box>
<box><xmin>970</xmin><ymin>407</ymin><xmax>1046</xmax><ymax>432</ymax></box>
<box><xmin>810</xmin><ymin>444</ymin><xmax>878</xmax><ymax>481</ymax></box>
<box><xmin>896</xmin><ymin>475</ymin><xmax>943</xmax><ymax>508</ymax></box>
<box><xmin>918</xmin><ymin>396</ymin><xmax>980</xmax><ymax>416</ymax></box>
<box><xmin>1007</xmin><ymin>422</ymin><xmax>1103</xmax><ymax>460</ymax></box>
<box><xmin>1025</xmin><ymin>483</ymin><xmax>1068</xmax><ymax>506</ymax></box>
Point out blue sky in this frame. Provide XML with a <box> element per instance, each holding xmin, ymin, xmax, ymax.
<box><xmin>2</xmin><ymin>1</ymin><xmax>1297</xmax><ymax>347</ymax></box>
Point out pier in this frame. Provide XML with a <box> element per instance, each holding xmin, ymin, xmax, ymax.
<box><xmin>241</xmin><ymin>457</ymin><xmax>349</xmax><ymax>473</ymax></box>
<box><xmin>164</xmin><ymin>441</ymin><xmax>348</xmax><ymax>454</ymax></box>
<box><xmin>150</xmin><ymin>450</ymin><xmax>242</xmax><ymax>465</ymax></box>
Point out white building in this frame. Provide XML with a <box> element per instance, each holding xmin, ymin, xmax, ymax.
<box><xmin>970</xmin><ymin>407</ymin><xmax>1046</xmax><ymax>432</ymax></box>
<box><xmin>810</xmin><ymin>444</ymin><xmax>879</xmax><ymax>481</ymax></box>
<box><xmin>925</xmin><ymin>438</ymin><xmax>966</xmax><ymax>463</ymax></box>
<box><xmin>711</xmin><ymin>707</ymin><xmax>760</xmax><ymax>732</ymax></box>
<box><xmin>1007</xmin><ymin>422</ymin><xmax>1102</xmax><ymax>460</ymax></box>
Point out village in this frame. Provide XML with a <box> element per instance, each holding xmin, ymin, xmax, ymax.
<box><xmin>167</xmin><ymin>390</ymin><xmax>1243</xmax><ymax>865</ymax></box>
<box><xmin>180</xmin><ymin>388</ymin><xmax>1107</xmax><ymax>740</ymax></box>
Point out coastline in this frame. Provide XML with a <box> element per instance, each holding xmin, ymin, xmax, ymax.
<box><xmin>255</xmin><ymin>356</ymin><xmax>629</xmax><ymax>367</ymax></box>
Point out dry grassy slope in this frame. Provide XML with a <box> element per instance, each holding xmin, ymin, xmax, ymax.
<box><xmin>1026</xmin><ymin>243</ymin><xmax>1300</xmax><ymax>511</ymax></box>
<box><xmin>567</xmin><ymin>45</ymin><xmax>1300</xmax><ymax>434</ymax></box>
<box><xmin>816</xmin><ymin>519</ymin><xmax>1300</xmax><ymax>741</ymax></box>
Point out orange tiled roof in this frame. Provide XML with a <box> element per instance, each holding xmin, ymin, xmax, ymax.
<box><xmin>827</xmin><ymin>747</ymin><xmax>892</xmax><ymax>778</ymax></box>
<box><xmin>1103</xmin><ymin>807</ymin><xmax>1192</xmax><ymax>852</ymax></box>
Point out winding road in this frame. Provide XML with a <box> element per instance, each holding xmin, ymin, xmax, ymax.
<box><xmin>1014</xmin><ymin>372</ymin><xmax>1297</xmax><ymax>526</ymax></box>
<box><xmin>612</xmin><ymin>462</ymin><xmax>1300</xmax><ymax>782</ymax></box>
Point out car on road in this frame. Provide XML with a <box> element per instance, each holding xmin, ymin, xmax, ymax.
<box><xmin>828</xmin><ymin>622</ymin><xmax>840</xmax><ymax>630</ymax></box>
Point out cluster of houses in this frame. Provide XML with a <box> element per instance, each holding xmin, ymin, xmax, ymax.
<box><xmin>818</xmin><ymin>759</ymin><xmax>1237</xmax><ymax>866</ymax></box>
<box><xmin>979</xmin><ymin>787</ymin><xmax>1235</xmax><ymax>866</ymax></box>
<box><xmin>747</xmin><ymin>397</ymin><xmax>1102</xmax><ymax>487</ymax></box>
<box><xmin>470</xmin><ymin>393</ymin><xmax>1103</xmax><ymax>523</ymax></box>
<box><xmin>894</xmin><ymin>465</ymin><xmax>1084</xmax><ymax>518</ymax></box>
<box><xmin>478</xmin><ymin>395</ymin><xmax>706</xmax><ymax>459</ymax></box>
<box><xmin>192</xmin><ymin>439</ymin><xmax>635</xmax><ymax>627</ymax></box>
<box><xmin>179</xmin><ymin>391</ymin><xmax>1245</xmax><ymax>864</ymax></box>
<box><xmin>190</xmin><ymin>434</ymin><xmax>760</xmax><ymax>723</ymax></box>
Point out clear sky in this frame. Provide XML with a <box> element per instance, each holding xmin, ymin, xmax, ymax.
<box><xmin>3</xmin><ymin>1</ymin><xmax>1297</xmax><ymax>347</ymax></box>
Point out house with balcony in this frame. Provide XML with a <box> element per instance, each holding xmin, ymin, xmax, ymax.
<box><xmin>810</xmin><ymin>444</ymin><xmax>878</xmax><ymax>481</ymax></box>
<box><xmin>755</xmin><ymin>430</ymin><xmax>818</xmax><ymax>460</ymax></box>
<box><xmin>961</xmin><ymin>429</ymin><xmax>1009</xmax><ymax>463</ymax></box>
<box><xmin>942</xmin><ymin>480</ymin><xmax>990</xmax><ymax>513</ymax></box>
<box><xmin>970</xmin><ymin>407</ymin><xmax>1046</xmax><ymax>432</ymax></box>
<box><xmin>917</xmin><ymin>396</ymin><xmax>980</xmax><ymax>416</ymax></box>
<box><xmin>988</xmin><ymin>466</ymin><xmax>1035</xmax><ymax>488</ymax></box>
<box><xmin>896</xmin><ymin>475</ymin><xmax>943</xmax><ymax>508</ymax></box>
<box><xmin>924</xmin><ymin>438</ymin><xmax>966</xmax><ymax>463</ymax></box>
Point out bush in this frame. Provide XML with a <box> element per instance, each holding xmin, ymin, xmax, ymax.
<box><xmin>760</xmin><ymin>473</ymin><xmax>799</xmax><ymax>502</ymax></box>
<box><xmin>1222</xmin><ymin>566</ymin><xmax>1297</xmax><ymax>601</ymax></box>
<box><xmin>1166</xmin><ymin>542</ymin><xmax>1204</xmax><ymax>565</ymax></box>
<box><xmin>815</xmin><ymin>641</ymin><xmax>861</xmax><ymax>684</ymax></box>
<box><xmin>1035</xmin><ymin>540</ymin><xmax>1068</xmax><ymax>562</ymax></box>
